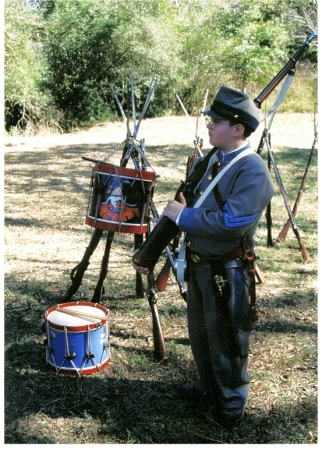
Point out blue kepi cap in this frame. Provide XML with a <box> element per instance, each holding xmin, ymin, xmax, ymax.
<box><xmin>203</xmin><ymin>86</ymin><xmax>260</xmax><ymax>131</ymax></box>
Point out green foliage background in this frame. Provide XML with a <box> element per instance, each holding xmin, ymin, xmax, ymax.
<box><xmin>4</xmin><ymin>0</ymin><xmax>318</xmax><ymax>132</ymax></box>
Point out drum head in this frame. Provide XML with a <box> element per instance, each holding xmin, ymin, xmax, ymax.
<box><xmin>45</xmin><ymin>302</ymin><xmax>109</xmax><ymax>331</ymax></box>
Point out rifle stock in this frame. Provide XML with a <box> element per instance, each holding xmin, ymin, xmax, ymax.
<box><xmin>277</xmin><ymin>194</ymin><xmax>311</xmax><ymax>260</ymax></box>
<box><xmin>278</xmin><ymin>218</ymin><xmax>292</xmax><ymax>242</ymax></box>
<box><xmin>150</xmin><ymin>302</ymin><xmax>167</xmax><ymax>359</ymax></box>
<box><xmin>295</xmin><ymin>229</ymin><xmax>312</xmax><ymax>262</ymax></box>
<box><xmin>91</xmin><ymin>231</ymin><xmax>114</xmax><ymax>303</ymax></box>
<box><xmin>278</xmin><ymin>128</ymin><xmax>317</xmax><ymax>242</ymax></box>
<box><xmin>155</xmin><ymin>235</ymin><xmax>187</xmax><ymax>300</ymax></box>
<box><xmin>268</xmin><ymin>148</ymin><xmax>311</xmax><ymax>262</ymax></box>
<box><xmin>255</xmin><ymin>265</ymin><xmax>266</xmax><ymax>284</ymax></box>
<box><xmin>147</xmin><ymin>273</ymin><xmax>167</xmax><ymax>359</ymax></box>
<box><xmin>155</xmin><ymin>260</ymin><xmax>172</xmax><ymax>292</ymax></box>
<box><xmin>63</xmin><ymin>228</ymin><xmax>104</xmax><ymax>302</ymax></box>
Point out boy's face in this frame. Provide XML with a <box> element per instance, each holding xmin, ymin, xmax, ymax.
<box><xmin>205</xmin><ymin>116</ymin><xmax>245</xmax><ymax>152</ymax></box>
<box><xmin>206</xmin><ymin>118</ymin><xmax>232</xmax><ymax>148</ymax></box>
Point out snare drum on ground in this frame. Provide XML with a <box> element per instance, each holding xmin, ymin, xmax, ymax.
<box><xmin>44</xmin><ymin>302</ymin><xmax>110</xmax><ymax>375</ymax></box>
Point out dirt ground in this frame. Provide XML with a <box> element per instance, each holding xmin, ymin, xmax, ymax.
<box><xmin>4</xmin><ymin>112</ymin><xmax>317</xmax><ymax>155</ymax></box>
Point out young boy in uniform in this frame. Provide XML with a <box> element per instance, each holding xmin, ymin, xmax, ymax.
<box><xmin>134</xmin><ymin>86</ymin><xmax>274</xmax><ymax>428</ymax></box>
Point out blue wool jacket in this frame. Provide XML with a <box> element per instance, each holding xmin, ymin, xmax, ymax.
<box><xmin>177</xmin><ymin>143</ymin><xmax>275</xmax><ymax>257</ymax></box>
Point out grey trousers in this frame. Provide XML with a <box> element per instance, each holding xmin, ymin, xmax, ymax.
<box><xmin>186</xmin><ymin>257</ymin><xmax>252</xmax><ymax>418</ymax></box>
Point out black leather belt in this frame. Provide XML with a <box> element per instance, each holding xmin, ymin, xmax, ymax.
<box><xmin>188</xmin><ymin>252</ymin><xmax>212</xmax><ymax>264</ymax></box>
<box><xmin>187</xmin><ymin>240</ymin><xmax>253</xmax><ymax>265</ymax></box>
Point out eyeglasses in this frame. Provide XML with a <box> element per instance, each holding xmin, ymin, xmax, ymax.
<box><xmin>205</xmin><ymin>117</ymin><xmax>226</xmax><ymax>129</ymax></box>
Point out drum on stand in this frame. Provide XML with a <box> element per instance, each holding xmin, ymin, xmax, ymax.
<box><xmin>45</xmin><ymin>302</ymin><xmax>110</xmax><ymax>375</ymax></box>
<box><xmin>85</xmin><ymin>162</ymin><xmax>155</xmax><ymax>234</ymax></box>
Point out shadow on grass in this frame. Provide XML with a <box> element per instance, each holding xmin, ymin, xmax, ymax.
<box><xmin>4</xmin><ymin>276</ymin><xmax>317</xmax><ymax>443</ymax></box>
<box><xmin>4</xmin><ymin>217</ymin><xmax>45</xmax><ymax>228</ymax></box>
<box><xmin>5</xmin><ymin>349</ymin><xmax>316</xmax><ymax>444</ymax></box>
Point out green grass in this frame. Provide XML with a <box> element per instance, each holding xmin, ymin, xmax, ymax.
<box><xmin>4</xmin><ymin>115</ymin><xmax>317</xmax><ymax>443</ymax></box>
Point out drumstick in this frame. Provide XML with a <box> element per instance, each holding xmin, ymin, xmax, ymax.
<box><xmin>56</xmin><ymin>308</ymin><xmax>101</xmax><ymax>322</ymax></box>
<box><xmin>55</xmin><ymin>307</ymin><xmax>108</xmax><ymax>322</ymax></box>
<box><xmin>81</xmin><ymin>156</ymin><xmax>108</xmax><ymax>164</ymax></box>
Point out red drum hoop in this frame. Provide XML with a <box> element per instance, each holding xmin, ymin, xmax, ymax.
<box><xmin>85</xmin><ymin>163</ymin><xmax>155</xmax><ymax>234</ymax></box>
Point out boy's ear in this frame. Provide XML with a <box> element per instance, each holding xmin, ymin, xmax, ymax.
<box><xmin>234</xmin><ymin>123</ymin><xmax>245</xmax><ymax>136</ymax></box>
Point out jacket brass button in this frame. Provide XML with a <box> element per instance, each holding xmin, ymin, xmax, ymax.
<box><xmin>191</xmin><ymin>254</ymin><xmax>201</xmax><ymax>263</ymax></box>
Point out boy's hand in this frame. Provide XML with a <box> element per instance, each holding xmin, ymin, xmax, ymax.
<box><xmin>162</xmin><ymin>192</ymin><xmax>186</xmax><ymax>222</ymax></box>
<box><xmin>130</xmin><ymin>250</ymin><xmax>150</xmax><ymax>275</ymax></box>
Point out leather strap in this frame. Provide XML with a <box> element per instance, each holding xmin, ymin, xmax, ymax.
<box><xmin>193</xmin><ymin>149</ymin><xmax>254</xmax><ymax>208</ymax></box>
<box><xmin>175</xmin><ymin>149</ymin><xmax>254</xmax><ymax>287</ymax></box>
<box><xmin>212</xmin><ymin>162</ymin><xmax>225</xmax><ymax>209</ymax></box>
<box><xmin>187</xmin><ymin>240</ymin><xmax>253</xmax><ymax>265</ymax></box>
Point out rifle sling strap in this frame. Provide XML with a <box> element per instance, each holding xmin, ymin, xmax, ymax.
<box><xmin>212</xmin><ymin>161</ymin><xmax>224</xmax><ymax>209</ymax></box>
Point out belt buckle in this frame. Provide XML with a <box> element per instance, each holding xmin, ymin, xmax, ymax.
<box><xmin>190</xmin><ymin>253</ymin><xmax>201</xmax><ymax>264</ymax></box>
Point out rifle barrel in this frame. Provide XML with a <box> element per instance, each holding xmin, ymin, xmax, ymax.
<box><xmin>130</xmin><ymin>73</ymin><xmax>137</xmax><ymax>137</ymax></box>
<box><xmin>136</xmin><ymin>77</ymin><xmax>158</xmax><ymax>138</ymax></box>
<box><xmin>254</xmin><ymin>33</ymin><xmax>317</xmax><ymax>108</ymax></box>
<box><xmin>111</xmin><ymin>84</ymin><xmax>128</xmax><ymax>126</ymax></box>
